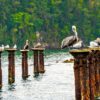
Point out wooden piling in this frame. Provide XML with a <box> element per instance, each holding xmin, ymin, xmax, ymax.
<box><xmin>6</xmin><ymin>49</ymin><xmax>16</xmax><ymax>84</ymax></box>
<box><xmin>31</xmin><ymin>48</ymin><xmax>45</xmax><ymax>76</ymax></box>
<box><xmin>88</xmin><ymin>51</ymin><xmax>96</xmax><ymax>100</ymax></box>
<box><xmin>73</xmin><ymin>58</ymin><xmax>81</xmax><ymax>100</ymax></box>
<box><xmin>0</xmin><ymin>51</ymin><xmax>2</xmax><ymax>89</ymax></box>
<box><xmin>70</xmin><ymin>49</ymin><xmax>90</xmax><ymax>100</ymax></box>
<box><xmin>95</xmin><ymin>50</ymin><xmax>100</xmax><ymax>97</ymax></box>
<box><xmin>20</xmin><ymin>50</ymin><xmax>29</xmax><ymax>79</ymax></box>
<box><xmin>39</xmin><ymin>50</ymin><xmax>45</xmax><ymax>73</ymax></box>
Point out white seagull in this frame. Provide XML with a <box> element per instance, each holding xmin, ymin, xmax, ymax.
<box><xmin>24</xmin><ymin>40</ymin><xmax>29</xmax><ymax>49</ymax></box>
<box><xmin>13</xmin><ymin>44</ymin><xmax>17</xmax><ymax>49</ymax></box>
<box><xmin>5</xmin><ymin>45</ymin><xmax>10</xmax><ymax>49</ymax></box>
<box><xmin>0</xmin><ymin>45</ymin><xmax>5</xmax><ymax>51</ymax></box>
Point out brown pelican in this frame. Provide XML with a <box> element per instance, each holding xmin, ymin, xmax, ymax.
<box><xmin>24</xmin><ymin>40</ymin><xmax>29</xmax><ymax>49</ymax></box>
<box><xmin>71</xmin><ymin>40</ymin><xmax>84</xmax><ymax>49</ymax></box>
<box><xmin>61</xmin><ymin>25</ymin><xmax>81</xmax><ymax>49</ymax></box>
<box><xmin>34</xmin><ymin>42</ymin><xmax>42</xmax><ymax>48</ymax></box>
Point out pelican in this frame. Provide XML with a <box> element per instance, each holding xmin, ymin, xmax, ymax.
<box><xmin>24</xmin><ymin>40</ymin><xmax>29</xmax><ymax>49</ymax></box>
<box><xmin>34</xmin><ymin>42</ymin><xmax>42</xmax><ymax>48</ymax></box>
<box><xmin>61</xmin><ymin>25</ymin><xmax>80</xmax><ymax>49</ymax></box>
<box><xmin>13</xmin><ymin>44</ymin><xmax>17</xmax><ymax>49</ymax></box>
<box><xmin>71</xmin><ymin>40</ymin><xmax>84</xmax><ymax>49</ymax></box>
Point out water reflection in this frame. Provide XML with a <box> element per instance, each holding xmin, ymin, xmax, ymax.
<box><xmin>8</xmin><ymin>84</ymin><xmax>16</xmax><ymax>91</ymax></box>
<box><xmin>34</xmin><ymin>74</ymin><xmax>44</xmax><ymax>81</ymax></box>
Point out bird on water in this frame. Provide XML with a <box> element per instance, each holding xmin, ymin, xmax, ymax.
<box><xmin>61</xmin><ymin>25</ymin><xmax>84</xmax><ymax>49</ymax></box>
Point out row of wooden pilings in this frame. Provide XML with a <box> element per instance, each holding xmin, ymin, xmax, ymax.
<box><xmin>70</xmin><ymin>48</ymin><xmax>100</xmax><ymax>100</ymax></box>
<box><xmin>0</xmin><ymin>48</ymin><xmax>45</xmax><ymax>89</ymax></box>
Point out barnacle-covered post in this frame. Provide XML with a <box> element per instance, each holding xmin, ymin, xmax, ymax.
<box><xmin>20</xmin><ymin>50</ymin><xmax>29</xmax><ymax>79</ymax></box>
<box><xmin>70</xmin><ymin>49</ymin><xmax>90</xmax><ymax>100</ymax></box>
<box><xmin>6</xmin><ymin>49</ymin><xmax>16</xmax><ymax>84</ymax></box>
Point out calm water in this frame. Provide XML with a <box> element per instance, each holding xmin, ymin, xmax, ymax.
<box><xmin>0</xmin><ymin>50</ymin><xmax>75</xmax><ymax>100</ymax></box>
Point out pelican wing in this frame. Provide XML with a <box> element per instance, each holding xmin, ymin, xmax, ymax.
<box><xmin>61</xmin><ymin>36</ymin><xmax>76</xmax><ymax>49</ymax></box>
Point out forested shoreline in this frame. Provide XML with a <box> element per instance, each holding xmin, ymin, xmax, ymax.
<box><xmin>0</xmin><ymin>0</ymin><xmax>100</xmax><ymax>49</ymax></box>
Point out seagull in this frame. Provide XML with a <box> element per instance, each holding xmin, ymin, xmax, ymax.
<box><xmin>94</xmin><ymin>38</ymin><xmax>100</xmax><ymax>45</ymax></box>
<box><xmin>89</xmin><ymin>41</ymin><xmax>99</xmax><ymax>48</ymax></box>
<box><xmin>13</xmin><ymin>44</ymin><xmax>17</xmax><ymax>49</ymax></box>
<box><xmin>61</xmin><ymin>25</ymin><xmax>83</xmax><ymax>49</ymax></box>
<box><xmin>24</xmin><ymin>40</ymin><xmax>29</xmax><ymax>49</ymax></box>
<box><xmin>5</xmin><ymin>45</ymin><xmax>10</xmax><ymax>49</ymax></box>
<box><xmin>88</xmin><ymin>37</ymin><xmax>100</xmax><ymax>48</ymax></box>
<box><xmin>0</xmin><ymin>45</ymin><xmax>5</xmax><ymax>51</ymax></box>
<box><xmin>1</xmin><ymin>45</ymin><xmax>4</xmax><ymax>51</ymax></box>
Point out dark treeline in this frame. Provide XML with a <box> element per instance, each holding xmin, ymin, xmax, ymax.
<box><xmin>0</xmin><ymin>0</ymin><xmax>100</xmax><ymax>49</ymax></box>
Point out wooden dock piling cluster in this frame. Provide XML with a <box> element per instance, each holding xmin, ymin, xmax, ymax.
<box><xmin>32</xmin><ymin>48</ymin><xmax>45</xmax><ymax>76</ymax></box>
<box><xmin>70</xmin><ymin>47</ymin><xmax>100</xmax><ymax>100</ymax></box>
<box><xmin>0</xmin><ymin>48</ymin><xmax>45</xmax><ymax>88</ymax></box>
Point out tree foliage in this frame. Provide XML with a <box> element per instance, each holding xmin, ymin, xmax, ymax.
<box><xmin>0</xmin><ymin>0</ymin><xmax>100</xmax><ymax>48</ymax></box>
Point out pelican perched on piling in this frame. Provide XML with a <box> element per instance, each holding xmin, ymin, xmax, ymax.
<box><xmin>71</xmin><ymin>40</ymin><xmax>84</xmax><ymax>49</ymax></box>
<box><xmin>61</xmin><ymin>25</ymin><xmax>83</xmax><ymax>49</ymax></box>
<box><xmin>24</xmin><ymin>40</ymin><xmax>29</xmax><ymax>49</ymax></box>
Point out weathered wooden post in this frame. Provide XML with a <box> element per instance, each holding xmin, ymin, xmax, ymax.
<box><xmin>31</xmin><ymin>48</ymin><xmax>45</xmax><ymax>76</ymax></box>
<box><xmin>70</xmin><ymin>49</ymin><xmax>90</xmax><ymax>100</ymax></box>
<box><xmin>0</xmin><ymin>51</ymin><xmax>2</xmax><ymax>89</ymax></box>
<box><xmin>20</xmin><ymin>50</ymin><xmax>29</xmax><ymax>79</ymax></box>
<box><xmin>95</xmin><ymin>49</ymin><xmax>100</xmax><ymax>97</ymax></box>
<box><xmin>87</xmin><ymin>50</ymin><xmax>96</xmax><ymax>100</ymax></box>
<box><xmin>6</xmin><ymin>49</ymin><xmax>16</xmax><ymax>84</ymax></box>
<box><xmin>39</xmin><ymin>49</ymin><xmax>45</xmax><ymax>73</ymax></box>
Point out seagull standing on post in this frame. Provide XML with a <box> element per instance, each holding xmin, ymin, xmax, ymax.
<box><xmin>13</xmin><ymin>44</ymin><xmax>17</xmax><ymax>49</ymax></box>
<box><xmin>24</xmin><ymin>40</ymin><xmax>29</xmax><ymax>49</ymax></box>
